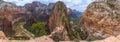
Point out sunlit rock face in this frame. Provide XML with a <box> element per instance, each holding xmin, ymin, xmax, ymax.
<box><xmin>47</xmin><ymin>1</ymin><xmax>69</xmax><ymax>32</ymax></box>
<box><xmin>46</xmin><ymin>1</ymin><xmax>77</xmax><ymax>41</ymax></box>
<box><xmin>0</xmin><ymin>1</ymin><xmax>17</xmax><ymax>34</ymax></box>
<box><xmin>79</xmin><ymin>0</ymin><xmax>120</xmax><ymax>40</ymax></box>
<box><xmin>0</xmin><ymin>1</ymin><xmax>29</xmax><ymax>35</ymax></box>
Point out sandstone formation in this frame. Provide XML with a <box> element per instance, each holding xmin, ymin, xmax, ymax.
<box><xmin>0</xmin><ymin>1</ymin><xmax>29</xmax><ymax>35</ymax></box>
<box><xmin>0</xmin><ymin>31</ymin><xmax>54</xmax><ymax>42</ymax></box>
<box><xmin>46</xmin><ymin>1</ymin><xmax>81</xmax><ymax>41</ymax></box>
<box><xmin>79</xmin><ymin>0</ymin><xmax>120</xmax><ymax>40</ymax></box>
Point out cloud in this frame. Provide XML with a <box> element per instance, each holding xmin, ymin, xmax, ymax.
<box><xmin>4</xmin><ymin>0</ymin><xmax>35</xmax><ymax>6</ymax></box>
<box><xmin>3</xmin><ymin>0</ymin><xmax>95</xmax><ymax>12</ymax></box>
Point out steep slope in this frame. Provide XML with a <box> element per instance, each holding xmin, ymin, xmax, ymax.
<box><xmin>0</xmin><ymin>1</ymin><xmax>19</xmax><ymax>35</ymax></box>
<box><xmin>46</xmin><ymin>1</ymin><xmax>80</xmax><ymax>41</ymax></box>
<box><xmin>47</xmin><ymin>1</ymin><xmax>69</xmax><ymax>32</ymax></box>
<box><xmin>79</xmin><ymin>0</ymin><xmax>120</xmax><ymax>40</ymax></box>
<box><xmin>0</xmin><ymin>0</ymin><xmax>30</xmax><ymax>37</ymax></box>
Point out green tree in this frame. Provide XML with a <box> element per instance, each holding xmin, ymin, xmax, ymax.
<box><xmin>29</xmin><ymin>22</ymin><xmax>48</xmax><ymax>37</ymax></box>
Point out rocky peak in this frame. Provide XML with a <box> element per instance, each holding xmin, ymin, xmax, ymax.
<box><xmin>46</xmin><ymin>1</ymin><xmax>77</xmax><ymax>41</ymax></box>
<box><xmin>47</xmin><ymin>1</ymin><xmax>68</xmax><ymax>32</ymax></box>
<box><xmin>79</xmin><ymin>0</ymin><xmax>120</xmax><ymax>40</ymax></box>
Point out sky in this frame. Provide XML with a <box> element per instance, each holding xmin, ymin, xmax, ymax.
<box><xmin>3</xmin><ymin>0</ymin><xmax>95</xmax><ymax>12</ymax></box>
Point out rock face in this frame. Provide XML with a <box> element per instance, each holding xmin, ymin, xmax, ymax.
<box><xmin>47</xmin><ymin>1</ymin><xmax>69</xmax><ymax>32</ymax></box>
<box><xmin>0</xmin><ymin>31</ymin><xmax>9</xmax><ymax>42</ymax></box>
<box><xmin>24</xmin><ymin>1</ymin><xmax>52</xmax><ymax>21</ymax></box>
<box><xmin>0</xmin><ymin>31</ymin><xmax>7</xmax><ymax>39</ymax></box>
<box><xmin>0</xmin><ymin>1</ymin><xmax>17</xmax><ymax>35</ymax></box>
<box><xmin>10</xmin><ymin>36</ymin><xmax>55</xmax><ymax>42</ymax></box>
<box><xmin>0</xmin><ymin>31</ymin><xmax>54</xmax><ymax>42</ymax></box>
<box><xmin>2</xmin><ymin>18</ymin><xmax>13</xmax><ymax>35</ymax></box>
<box><xmin>0</xmin><ymin>0</ymin><xmax>82</xmax><ymax>41</ymax></box>
<box><xmin>79</xmin><ymin>0</ymin><xmax>120</xmax><ymax>40</ymax></box>
<box><xmin>1</xmin><ymin>30</ymin><xmax>120</xmax><ymax>42</ymax></box>
<box><xmin>46</xmin><ymin>1</ymin><xmax>78</xmax><ymax>41</ymax></box>
<box><xmin>0</xmin><ymin>1</ymin><xmax>29</xmax><ymax>35</ymax></box>
<box><xmin>24</xmin><ymin>1</ymin><xmax>81</xmax><ymax>21</ymax></box>
<box><xmin>91</xmin><ymin>35</ymin><xmax>120</xmax><ymax>42</ymax></box>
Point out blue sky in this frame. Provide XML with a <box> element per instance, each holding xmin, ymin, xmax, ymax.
<box><xmin>3</xmin><ymin>0</ymin><xmax>95</xmax><ymax>12</ymax></box>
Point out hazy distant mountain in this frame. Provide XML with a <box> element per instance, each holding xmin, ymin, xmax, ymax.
<box><xmin>68</xmin><ymin>8</ymin><xmax>83</xmax><ymax>18</ymax></box>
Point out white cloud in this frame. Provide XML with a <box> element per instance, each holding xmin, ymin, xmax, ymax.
<box><xmin>3</xmin><ymin>0</ymin><xmax>95</xmax><ymax>12</ymax></box>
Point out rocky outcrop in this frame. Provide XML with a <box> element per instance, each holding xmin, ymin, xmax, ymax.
<box><xmin>46</xmin><ymin>1</ymin><xmax>80</xmax><ymax>41</ymax></box>
<box><xmin>0</xmin><ymin>31</ymin><xmax>9</xmax><ymax>42</ymax></box>
<box><xmin>10</xmin><ymin>36</ymin><xmax>54</xmax><ymax>42</ymax></box>
<box><xmin>1</xmin><ymin>30</ymin><xmax>120</xmax><ymax>42</ymax></box>
<box><xmin>0</xmin><ymin>1</ymin><xmax>17</xmax><ymax>35</ymax></box>
<box><xmin>0</xmin><ymin>1</ymin><xmax>30</xmax><ymax>36</ymax></box>
<box><xmin>79</xmin><ymin>0</ymin><xmax>120</xmax><ymax>40</ymax></box>
<box><xmin>93</xmin><ymin>35</ymin><xmax>120</xmax><ymax>42</ymax></box>
<box><xmin>0</xmin><ymin>31</ymin><xmax>54</xmax><ymax>42</ymax></box>
<box><xmin>46</xmin><ymin>1</ymin><xmax>70</xmax><ymax>41</ymax></box>
<box><xmin>46</xmin><ymin>1</ymin><xmax>68</xmax><ymax>32</ymax></box>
